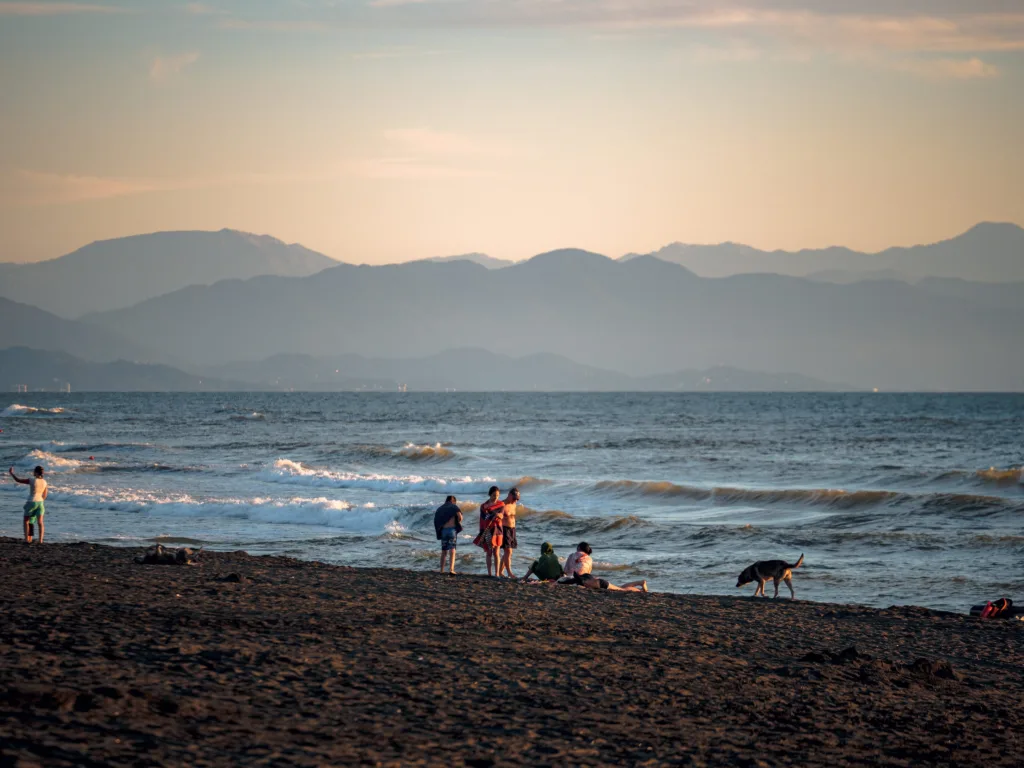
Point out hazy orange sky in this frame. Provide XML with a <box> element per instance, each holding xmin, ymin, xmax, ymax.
<box><xmin>1</xmin><ymin>0</ymin><xmax>1022</xmax><ymax>263</ymax></box>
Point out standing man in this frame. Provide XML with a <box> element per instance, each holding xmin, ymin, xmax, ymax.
<box><xmin>10</xmin><ymin>465</ymin><xmax>47</xmax><ymax>544</ymax></box>
<box><xmin>434</xmin><ymin>495</ymin><xmax>463</xmax><ymax>574</ymax></box>
<box><xmin>497</xmin><ymin>487</ymin><xmax>521</xmax><ymax>578</ymax></box>
<box><xmin>474</xmin><ymin>486</ymin><xmax>505</xmax><ymax>576</ymax></box>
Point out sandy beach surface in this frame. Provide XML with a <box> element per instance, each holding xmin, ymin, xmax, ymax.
<box><xmin>1</xmin><ymin>539</ymin><xmax>1021</xmax><ymax>767</ymax></box>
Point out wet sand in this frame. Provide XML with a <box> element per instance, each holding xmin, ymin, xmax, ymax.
<box><xmin>1</xmin><ymin>539</ymin><xmax>1021</xmax><ymax>767</ymax></box>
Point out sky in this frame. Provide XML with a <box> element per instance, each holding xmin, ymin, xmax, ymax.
<box><xmin>0</xmin><ymin>0</ymin><xmax>1023</xmax><ymax>264</ymax></box>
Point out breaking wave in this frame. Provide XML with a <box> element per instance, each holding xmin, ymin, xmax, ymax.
<box><xmin>397</xmin><ymin>442</ymin><xmax>455</xmax><ymax>461</ymax></box>
<box><xmin>974</xmin><ymin>467</ymin><xmax>1023</xmax><ymax>486</ymax></box>
<box><xmin>16</xmin><ymin>450</ymin><xmax>85</xmax><ymax>472</ymax></box>
<box><xmin>260</xmin><ymin>459</ymin><xmax>498</xmax><ymax>494</ymax></box>
<box><xmin>2</xmin><ymin>404</ymin><xmax>69</xmax><ymax>417</ymax></box>
<box><xmin>6</xmin><ymin>483</ymin><xmax>403</xmax><ymax>532</ymax></box>
<box><xmin>587</xmin><ymin>478</ymin><xmax>1020</xmax><ymax>515</ymax></box>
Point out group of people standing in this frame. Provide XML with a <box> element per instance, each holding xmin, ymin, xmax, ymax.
<box><xmin>432</xmin><ymin>485</ymin><xmax>518</xmax><ymax>577</ymax></box>
<box><xmin>433</xmin><ymin>485</ymin><xmax>647</xmax><ymax>592</ymax></box>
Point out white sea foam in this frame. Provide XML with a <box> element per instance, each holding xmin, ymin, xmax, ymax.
<box><xmin>2</xmin><ymin>404</ymin><xmax>68</xmax><ymax>417</ymax></box>
<box><xmin>0</xmin><ymin>482</ymin><xmax>402</xmax><ymax>532</ymax></box>
<box><xmin>261</xmin><ymin>459</ymin><xmax>497</xmax><ymax>494</ymax></box>
<box><xmin>18</xmin><ymin>450</ymin><xmax>84</xmax><ymax>472</ymax></box>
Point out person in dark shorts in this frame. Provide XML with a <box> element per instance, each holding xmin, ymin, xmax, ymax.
<box><xmin>433</xmin><ymin>495</ymin><xmax>463</xmax><ymax>574</ymax></box>
<box><xmin>559</xmin><ymin>541</ymin><xmax>647</xmax><ymax>591</ymax></box>
<box><xmin>522</xmin><ymin>541</ymin><xmax>563</xmax><ymax>582</ymax></box>
<box><xmin>497</xmin><ymin>487</ymin><xmax>521</xmax><ymax>578</ymax></box>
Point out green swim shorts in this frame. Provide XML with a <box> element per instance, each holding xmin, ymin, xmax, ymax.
<box><xmin>23</xmin><ymin>501</ymin><xmax>45</xmax><ymax>523</ymax></box>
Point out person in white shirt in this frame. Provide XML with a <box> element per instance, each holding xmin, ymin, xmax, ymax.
<box><xmin>560</xmin><ymin>541</ymin><xmax>647</xmax><ymax>592</ymax></box>
<box><xmin>9</xmin><ymin>465</ymin><xmax>48</xmax><ymax>544</ymax></box>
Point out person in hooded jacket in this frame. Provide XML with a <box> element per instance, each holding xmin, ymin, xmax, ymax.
<box><xmin>522</xmin><ymin>541</ymin><xmax>563</xmax><ymax>583</ymax></box>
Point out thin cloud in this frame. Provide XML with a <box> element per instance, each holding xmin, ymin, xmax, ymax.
<box><xmin>6</xmin><ymin>169</ymin><xmax>327</xmax><ymax>206</ymax></box>
<box><xmin>892</xmin><ymin>56</ymin><xmax>1000</xmax><ymax>80</ymax></box>
<box><xmin>184</xmin><ymin>2</ymin><xmax>224</xmax><ymax>15</ymax></box>
<box><xmin>0</xmin><ymin>2</ymin><xmax>122</xmax><ymax>14</ymax></box>
<box><xmin>149</xmin><ymin>51</ymin><xmax>200</xmax><ymax>81</ymax></box>
<box><xmin>357</xmin><ymin>1</ymin><xmax>1024</xmax><ymax>53</ymax></box>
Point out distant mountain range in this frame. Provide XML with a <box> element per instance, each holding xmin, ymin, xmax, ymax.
<box><xmin>80</xmin><ymin>250</ymin><xmax>1024</xmax><ymax>391</ymax></box>
<box><xmin>0</xmin><ymin>229</ymin><xmax>338</xmax><ymax>318</ymax></box>
<box><xmin>623</xmin><ymin>222</ymin><xmax>1024</xmax><ymax>283</ymax></box>
<box><xmin>0</xmin><ymin>347</ymin><xmax>242</xmax><ymax>392</ymax></box>
<box><xmin>423</xmin><ymin>253</ymin><xmax>517</xmax><ymax>269</ymax></box>
<box><xmin>0</xmin><ymin>296</ymin><xmax>152</xmax><ymax>363</ymax></box>
<box><xmin>206</xmin><ymin>349</ymin><xmax>848</xmax><ymax>392</ymax></box>
<box><xmin>3</xmin><ymin>222</ymin><xmax>1023</xmax><ymax>391</ymax></box>
<box><xmin>0</xmin><ymin>347</ymin><xmax>848</xmax><ymax>392</ymax></box>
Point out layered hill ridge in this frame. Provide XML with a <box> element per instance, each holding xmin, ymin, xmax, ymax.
<box><xmin>83</xmin><ymin>251</ymin><xmax>1024</xmax><ymax>391</ymax></box>
<box><xmin>0</xmin><ymin>229</ymin><xmax>339</xmax><ymax>318</ymax></box>
<box><xmin>625</xmin><ymin>222</ymin><xmax>1024</xmax><ymax>282</ymax></box>
<box><xmin>0</xmin><ymin>296</ymin><xmax>153</xmax><ymax>364</ymax></box>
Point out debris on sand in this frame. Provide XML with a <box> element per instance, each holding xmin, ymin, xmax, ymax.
<box><xmin>133</xmin><ymin>544</ymin><xmax>202</xmax><ymax>565</ymax></box>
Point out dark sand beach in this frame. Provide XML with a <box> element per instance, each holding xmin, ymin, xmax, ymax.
<box><xmin>1</xmin><ymin>540</ymin><xmax>1021</xmax><ymax>767</ymax></box>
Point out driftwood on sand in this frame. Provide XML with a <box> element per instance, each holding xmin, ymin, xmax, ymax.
<box><xmin>133</xmin><ymin>544</ymin><xmax>202</xmax><ymax>565</ymax></box>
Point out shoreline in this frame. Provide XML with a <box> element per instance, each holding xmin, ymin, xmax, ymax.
<box><xmin>1</xmin><ymin>539</ymin><xmax>1022</xmax><ymax>766</ymax></box>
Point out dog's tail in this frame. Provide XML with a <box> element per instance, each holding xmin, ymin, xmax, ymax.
<box><xmin>791</xmin><ymin>554</ymin><xmax>804</xmax><ymax>569</ymax></box>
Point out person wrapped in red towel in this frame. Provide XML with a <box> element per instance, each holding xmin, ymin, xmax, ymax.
<box><xmin>473</xmin><ymin>485</ymin><xmax>504</xmax><ymax>576</ymax></box>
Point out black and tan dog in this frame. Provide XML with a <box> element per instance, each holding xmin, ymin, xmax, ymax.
<box><xmin>736</xmin><ymin>554</ymin><xmax>804</xmax><ymax>599</ymax></box>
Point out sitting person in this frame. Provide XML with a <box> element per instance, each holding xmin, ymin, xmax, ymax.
<box><xmin>559</xmin><ymin>541</ymin><xmax>647</xmax><ymax>592</ymax></box>
<box><xmin>522</xmin><ymin>541</ymin><xmax>563</xmax><ymax>582</ymax></box>
<box><xmin>561</xmin><ymin>541</ymin><xmax>593</xmax><ymax>581</ymax></box>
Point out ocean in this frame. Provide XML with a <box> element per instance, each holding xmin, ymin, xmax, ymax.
<box><xmin>2</xmin><ymin>392</ymin><xmax>1021</xmax><ymax>612</ymax></box>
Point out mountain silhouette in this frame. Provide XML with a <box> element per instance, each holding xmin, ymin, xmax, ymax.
<box><xmin>624</xmin><ymin>222</ymin><xmax>1024</xmax><ymax>282</ymax></box>
<box><xmin>423</xmin><ymin>253</ymin><xmax>517</xmax><ymax>269</ymax></box>
<box><xmin>83</xmin><ymin>251</ymin><xmax>1024</xmax><ymax>391</ymax></box>
<box><xmin>0</xmin><ymin>229</ymin><xmax>338</xmax><ymax>318</ymax></box>
<box><xmin>0</xmin><ymin>347</ymin><xmax>242</xmax><ymax>392</ymax></box>
<box><xmin>206</xmin><ymin>349</ymin><xmax>846</xmax><ymax>392</ymax></box>
<box><xmin>0</xmin><ymin>296</ymin><xmax>153</xmax><ymax>363</ymax></box>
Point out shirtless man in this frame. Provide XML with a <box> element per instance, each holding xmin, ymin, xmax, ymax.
<box><xmin>10</xmin><ymin>465</ymin><xmax>48</xmax><ymax>544</ymax></box>
<box><xmin>497</xmin><ymin>487</ymin><xmax>520</xmax><ymax>578</ymax></box>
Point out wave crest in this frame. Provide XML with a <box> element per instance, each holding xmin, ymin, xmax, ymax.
<box><xmin>2</xmin><ymin>404</ymin><xmax>69</xmax><ymax>417</ymax></box>
<box><xmin>261</xmin><ymin>459</ymin><xmax>497</xmax><ymax>494</ymax></box>
<box><xmin>398</xmin><ymin>443</ymin><xmax>455</xmax><ymax>461</ymax></box>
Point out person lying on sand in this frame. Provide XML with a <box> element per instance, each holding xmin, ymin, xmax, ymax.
<box><xmin>473</xmin><ymin>486</ymin><xmax>505</xmax><ymax>577</ymax></box>
<box><xmin>521</xmin><ymin>541</ymin><xmax>563</xmax><ymax>583</ymax></box>
<box><xmin>9</xmin><ymin>465</ymin><xmax>47</xmax><ymax>544</ymax></box>
<box><xmin>497</xmin><ymin>487</ymin><xmax>521</xmax><ymax>579</ymax></box>
<box><xmin>558</xmin><ymin>541</ymin><xmax>647</xmax><ymax>592</ymax></box>
<box><xmin>434</xmin><ymin>495</ymin><xmax>463</xmax><ymax>575</ymax></box>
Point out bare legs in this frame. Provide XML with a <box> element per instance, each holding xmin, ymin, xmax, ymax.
<box><xmin>23</xmin><ymin>518</ymin><xmax>33</xmax><ymax>543</ymax></box>
<box><xmin>440</xmin><ymin>547</ymin><xmax>457</xmax><ymax>575</ymax></box>
<box><xmin>498</xmin><ymin>546</ymin><xmax>515</xmax><ymax>578</ymax></box>
<box><xmin>486</xmin><ymin>548</ymin><xmax>496</xmax><ymax>577</ymax></box>
<box><xmin>582</xmin><ymin>578</ymin><xmax>648</xmax><ymax>592</ymax></box>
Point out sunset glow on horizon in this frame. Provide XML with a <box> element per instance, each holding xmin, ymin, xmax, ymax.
<box><xmin>1</xmin><ymin>0</ymin><xmax>1022</xmax><ymax>263</ymax></box>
